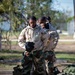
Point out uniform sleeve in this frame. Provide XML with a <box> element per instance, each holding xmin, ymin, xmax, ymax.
<box><xmin>48</xmin><ymin>31</ymin><xmax>59</xmax><ymax>49</ymax></box>
<box><xmin>18</xmin><ymin>29</ymin><xmax>26</xmax><ymax>50</ymax></box>
<box><xmin>41</xmin><ymin>30</ymin><xmax>58</xmax><ymax>50</ymax></box>
<box><xmin>49</xmin><ymin>23</ymin><xmax>59</xmax><ymax>41</ymax></box>
<box><xmin>49</xmin><ymin>23</ymin><xmax>56</xmax><ymax>31</ymax></box>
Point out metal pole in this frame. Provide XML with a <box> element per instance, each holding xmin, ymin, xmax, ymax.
<box><xmin>73</xmin><ymin>0</ymin><xmax>75</xmax><ymax>39</ymax></box>
<box><xmin>73</xmin><ymin>0</ymin><xmax>75</xmax><ymax>25</ymax></box>
<box><xmin>0</xmin><ymin>28</ymin><xmax>2</xmax><ymax>50</ymax></box>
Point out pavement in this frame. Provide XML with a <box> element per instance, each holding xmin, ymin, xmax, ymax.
<box><xmin>59</xmin><ymin>39</ymin><xmax>75</xmax><ymax>42</ymax></box>
<box><xmin>1</xmin><ymin>39</ymin><xmax>75</xmax><ymax>42</ymax></box>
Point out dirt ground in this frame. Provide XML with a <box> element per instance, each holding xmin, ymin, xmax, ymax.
<box><xmin>55</xmin><ymin>42</ymin><xmax>75</xmax><ymax>53</ymax></box>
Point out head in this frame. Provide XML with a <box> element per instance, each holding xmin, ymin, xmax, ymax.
<box><xmin>38</xmin><ymin>16</ymin><xmax>47</xmax><ymax>28</ymax></box>
<box><xmin>39</xmin><ymin>16</ymin><xmax>47</xmax><ymax>24</ymax></box>
<box><xmin>40</xmin><ymin>23</ymin><xmax>45</xmax><ymax>28</ymax></box>
<box><xmin>29</xmin><ymin>16</ymin><xmax>36</xmax><ymax>28</ymax></box>
<box><xmin>47</xmin><ymin>16</ymin><xmax>51</xmax><ymax>23</ymax></box>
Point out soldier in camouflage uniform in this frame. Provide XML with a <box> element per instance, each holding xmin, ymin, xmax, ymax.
<box><xmin>38</xmin><ymin>16</ymin><xmax>59</xmax><ymax>75</ymax></box>
<box><xmin>18</xmin><ymin>16</ymin><xmax>55</xmax><ymax>75</ymax></box>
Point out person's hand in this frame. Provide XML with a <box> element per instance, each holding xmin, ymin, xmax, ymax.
<box><xmin>25</xmin><ymin>42</ymin><xmax>34</xmax><ymax>52</ymax></box>
<box><xmin>25</xmin><ymin>51</ymin><xmax>29</xmax><ymax>56</ymax></box>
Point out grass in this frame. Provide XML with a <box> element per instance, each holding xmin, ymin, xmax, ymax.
<box><xmin>0</xmin><ymin>49</ymin><xmax>23</xmax><ymax>53</ymax></box>
<box><xmin>0</xmin><ymin>49</ymin><xmax>23</xmax><ymax>59</ymax></box>
<box><xmin>0</xmin><ymin>50</ymin><xmax>22</xmax><ymax>59</ymax></box>
<box><xmin>0</xmin><ymin>53</ymin><xmax>22</xmax><ymax>59</ymax></box>
<box><xmin>1</xmin><ymin>53</ymin><xmax>75</xmax><ymax>61</ymax></box>
<box><xmin>56</xmin><ymin>54</ymin><xmax>75</xmax><ymax>58</ymax></box>
<box><xmin>56</xmin><ymin>54</ymin><xmax>75</xmax><ymax>62</ymax></box>
<box><xmin>56</xmin><ymin>54</ymin><xmax>75</xmax><ymax>59</ymax></box>
<box><xmin>0</xmin><ymin>64</ymin><xmax>17</xmax><ymax>70</ymax></box>
<box><xmin>0</xmin><ymin>50</ymin><xmax>75</xmax><ymax>70</ymax></box>
<box><xmin>0</xmin><ymin>50</ymin><xmax>75</xmax><ymax>62</ymax></box>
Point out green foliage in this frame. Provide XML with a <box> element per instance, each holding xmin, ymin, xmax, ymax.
<box><xmin>66</xmin><ymin>16</ymin><xmax>74</xmax><ymax>23</ymax></box>
<box><xmin>0</xmin><ymin>0</ymin><xmax>25</xmax><ymax>31</ymax></box>
<box><xmin>0</xmin><ymin>17</ymin><xmax>3</xmax><ymax>22</ymax></box>
<box><xmin>0</xmin><ymin>0</ymin><xmax>72</xmax><ymax>31</ymax></box>
<box><xmin>25</xmin><ymin>0</ymin><xmax>53</xmax><ymax>18</ymax></box>
<box><xmin>62</xmin><ymin>66</ymin><xmax>75</xmax><ymax>75</ymax></box>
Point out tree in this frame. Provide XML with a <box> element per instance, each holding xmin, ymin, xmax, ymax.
<box><xmin>0</xmin><ymin>0</ymin><xmax>25</xmax><ymax>50</ymax></box>
<box><xmin>0</xmin><ymin>0</ymin><xmax>73</xmax><ymax>50</ymax></box>
<box><xmin>0</xmin><ymin>0</ymin><xmax>27</xmax><ymax>30</ymax></box>
<box><xmin>24</xmin><ymin>0</ymin><xmax>53</xmax><ymax>18</ymax></box>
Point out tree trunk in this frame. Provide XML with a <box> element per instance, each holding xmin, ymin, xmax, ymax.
<box><xmin>0</xmin><ymin>31</ymin><xmax>2</xmax><ymax>50</ymax></box>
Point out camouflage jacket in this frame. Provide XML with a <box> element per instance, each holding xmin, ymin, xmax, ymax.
<box><xmin>18</xmin><ymin>25</ymin><xmax>56</xmax><ymax>52</ymax></box>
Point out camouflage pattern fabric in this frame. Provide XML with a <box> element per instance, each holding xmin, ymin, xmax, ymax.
<box><xmin>21</xmin><ymin>50</ymin><xmax>55</xmax><ymax>75</ymax></box>
<box><xmin>21</xmin><ymin>50</ymin><xmax>44</xmax><ymax>75</ymax></box>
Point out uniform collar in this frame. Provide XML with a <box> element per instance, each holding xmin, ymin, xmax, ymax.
<box><xmin>27</xmin><ymin>25</ymin><xmax>40</xmax><ymax>30</ymax></box>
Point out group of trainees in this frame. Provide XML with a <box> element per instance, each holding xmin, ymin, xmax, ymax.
<box><xmin>18</xmin><ymin>16</ymin><xmax>59</xmax><ymax>75</ymax></box>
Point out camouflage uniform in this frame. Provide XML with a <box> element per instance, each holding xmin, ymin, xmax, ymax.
<box><xmin>18</xmin><ymin>25</ymin><xmax>49</xmax><ymax>50</ymax></box>
<box><xmin>45</xmin><ymin>23</ymin><xmax>59</xmax><ymax>75</ymax></box>
<box><xmin>18</xmin><ymin>25</ymin><xmax>54</xmax><ymax>75</ymax></box>
<box><xmin>46</xmin><ymin>22</ymin><xmax>59</xmax><ymax>48</ymax></box>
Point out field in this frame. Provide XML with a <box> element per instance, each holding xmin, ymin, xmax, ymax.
<box><xmin>0</xmin><ymin>34</ymin><xmax>75</xmax><ymax>73</ymax></box>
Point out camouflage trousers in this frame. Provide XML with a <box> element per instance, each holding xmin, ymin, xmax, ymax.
<box><xmin>44</xmin><ymin>51</ymin><xmax>56</xmax><ymax>75</ymax></box>
<box><xmin>21</xmin><ymin>50</ymin><xmax>55</xmax><ymax>75</ymax></box>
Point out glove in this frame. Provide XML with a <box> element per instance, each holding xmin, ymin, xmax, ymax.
<box><xmin>25</xmin><ymin>42</ymin><xmax>34</xmax><ymax>52</ymax></box>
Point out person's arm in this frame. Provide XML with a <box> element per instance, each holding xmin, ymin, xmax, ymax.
<box><xmin>18</xmin><ymin>29</ymin><xmax>26</xmax><ymax>50</ymax></box>
<box><xmin>49</xmin><ymin>23</ymin><xmax>56</xmax><ymax>31</ymax></box>
<box><xmin>48</xmin><ymin>30</ymin><xmax>59</xmax><ymax>49</ymax></box>
<box><xmin>49</xmin><ymin>23</ymin><xmax>59</xmax><ymax>41</ymax></box>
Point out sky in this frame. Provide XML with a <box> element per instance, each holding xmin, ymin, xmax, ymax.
<box><xmin>52</xmin><ymin>0</ymin><xmax>74</xmax><ymax>16</ymax></box>
<box><xmin>0</xmin><ymin>21</ymin><xmax>10</xmax><ymax>31</ymax></box>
